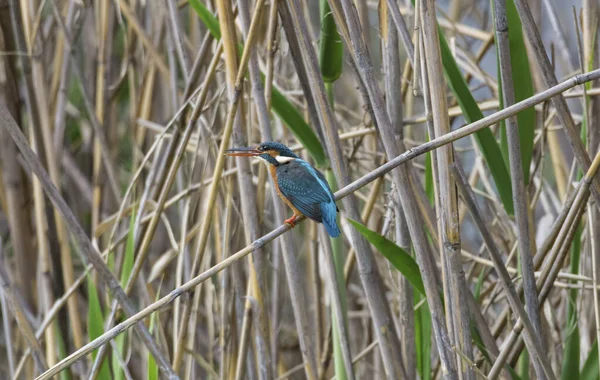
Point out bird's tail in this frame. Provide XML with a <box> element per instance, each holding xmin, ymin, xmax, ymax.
<box><xmin>320</xmin><ymin>202</ymin><xmax>341</xmax><ymax>238</ymax></box>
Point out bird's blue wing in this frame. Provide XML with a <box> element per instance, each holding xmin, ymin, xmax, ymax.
<box><xmin>313</xmin><ymin>166</ymin><xmax>339</xmax><ymax>211</ymax></box>
<box><xmin>276</xmin><ymin>160</ymin><xmax>333</xmax><ymax>222</ymax></box>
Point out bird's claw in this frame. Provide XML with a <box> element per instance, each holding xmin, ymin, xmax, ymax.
<box><xmin>284</xmin><ymin>215</ymin><xmax>297</xmax><ymax>227</ymax></box>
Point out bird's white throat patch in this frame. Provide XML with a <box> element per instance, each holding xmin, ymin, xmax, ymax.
<box><xmin>274</xmin><ymin>155</ymin><xmax>295</xmax><ymax>164</ymax></box>
<box><xmin>255</xmin><ymin>154</ymin><xmax>294</xmax><ymax>165</ymax></box>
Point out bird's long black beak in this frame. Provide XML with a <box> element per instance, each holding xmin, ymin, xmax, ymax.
<box><xmin>225</xmin><ymin>146</ymin><xmax>262</xmax><ymax>157</ymax></box>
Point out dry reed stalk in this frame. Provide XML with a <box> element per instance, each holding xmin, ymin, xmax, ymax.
<box><xmin>494</xmin><ymin>0</ymin><xmax>546</xmax><ymax>378</ymax></box>
<box><xmin>421</xmin><ymin>0</ymin><xmax>473</xmax><ymax>377</ymax></box>
<box><xmin>381</xmin><ymin>3</ymin><xmax>416</xmax><ymax>377</ymax></box>
<box><xmin>0</xmin><ymin>262</ymin><xmax>47</xmax><ymax>375</ymax></box>
<box><xmin>0</xmin><ymin>2</ymin><xmax>36</xmax><ymax>320</ymax></box>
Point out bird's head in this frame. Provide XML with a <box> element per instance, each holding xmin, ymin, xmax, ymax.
<box><xmin>225</xmin><ymin>141</ymin><xmax>299</xmax><ymax>166</ymax></box>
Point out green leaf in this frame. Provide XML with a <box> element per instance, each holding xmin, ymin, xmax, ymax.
<box><xmin>581</xmin><ymin>340</ymin><xmax>599</xmax><ymax>380</ymax></box>
<box><xmin>579</xmin><ymin>20</ymin><xmax>598</xmax><ymax>157</ymax></box>
<box><xmin>518</xmin><ymin>350</ymin><xmax>530</xmax><ymax>380</ymax></box>
<box><xmin>319</xmin><ymin>0</ymin><xmax>343</xmax><ymax>83</ymax></box>
<box><xmin>326</xmin><ymin>171</ymin><xmax>349</xmax><ymax>380</ymax></box>
<box><xmin>189</xmin><ymin>0</ymin><xmax>327</xmax><ymax>167</ymax></box>
<box><xmin>414</xmin><ymin>292</ymin><xmax>431</xmax><ymax>380</ymax></box>
<box><xmin>119</xmin><ymin>212</ymin><xmax>136</xmax><ymax>289</ymax></box>
<box><xmin>188</xmin><ymin>0</ymin><xmax>221</xmax><ymax>40</ymax></box>
<box><xmin>87</xmin><ymin>276</ymin><xmax>112</xmax><ymax>380</ymax></box>
<box><xmin>112</xmin><ymin>334</ymin><xmax>126</xmax><ymax>380</ymax></box>
<box><xmin>53</xmin><ymin>323</ymin><xmax>71</xmax><ymax>380</ymax></box>
<box><xmin>347</xmin><ymin>218</ymin><xmax>425</xmax><ymax>295</ymax></box>
<box><xmin>437</xmin><ymin>34</ymin><xmax>514</xmax><ymax>215</ymax></box>
<box><xmin>113</xmin><ymin>211</ymin><xmax>136</xmax><ymax>380</ymax></box>
<box><xmin>561</xmin><ymin>225</ymin><xmax>582</xmax><ymax>380</ymax></box>
<box><xmin>147</xmin><ymin>281</ymin><xmax>163</xmax><ymax>380</ymax></box>
<box><xmin>147</xmin><ymin>350</ymin><xmax>158</xmax><ymax>380</ymax></box>
<box><xmin>494</xmin><ymin>0</ymin><xmax>535</xmax><ymax>185</ymax></box>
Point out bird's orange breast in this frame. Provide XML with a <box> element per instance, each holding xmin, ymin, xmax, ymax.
<box><xmin>269</xmin><ymin>164</ymin><xmax>303</xmax><ymax>216</ymax></box>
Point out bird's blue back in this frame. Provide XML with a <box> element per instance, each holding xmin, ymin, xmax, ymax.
<box><xmin>276</xmin><ymin>159</ymin><xmax>340</xmax><ymax>237</ymax></box>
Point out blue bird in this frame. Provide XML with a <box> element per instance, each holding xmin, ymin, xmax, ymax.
<box><xmin>226</xmin><ymin>141</ymin><xmax>341</xmax><ymax>237</ymax></box>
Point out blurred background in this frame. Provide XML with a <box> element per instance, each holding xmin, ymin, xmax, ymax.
<box><xmin>0</xmin><ymin>0</ymin><xmax>598</xmax><ymax>379</ymax></box>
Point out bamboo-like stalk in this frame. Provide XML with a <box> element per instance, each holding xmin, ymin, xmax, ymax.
<box><xmin>234</xmin><ymin>278</ymin><xmax>254</xmax><ymax>380</ymax></box>
<box><xmin>166</xmin><ymin>0</ymin><xmax>190</xmax><ymax>81</ymax></box>
<box><xmin>231</xmin><ymin>2</ymin><xmax>274</xmax><ymax>378</ymax></box>
<box><xmin>318</xmin><ymin>227</ymin><xmax>355</xmax><ymax>380</ymax></box>
<box><xmin>218</xmin><ymin>179</ymin><xmax>235</xmax><ymax>380</ymax></box>
<box><xmin>451</xmin><ymin>162</ymin><xmax>555</xmax><ymax>379</ymax></box>
<box><xmin>264</xmin><ymin>0</ymin><xmax>279</xmax><ymax>110</ymax></box>
<box><xmin>51</xmin><ymin>0</ymin><xmax>78</xmax><ymax>161</ymax></box>
<box><xmin>0</xmin><ymin>276</ymin><xmax>14</xmax><ymax>378</ymax></box>
<box><xmin>584</xmin><ymin>0</ymin><xmax>600</xmax><ymax>373</ymax></box>
<box><xmin>319</xmin><ymin>177</ymin><xmax>383</xmax><ymax>377</ymax></box>
<box><xmin>493</xmin><ymin>1</ymin><xmax>546</xmax><ymax>379</ymax></box>
<box><xmin>91</xmin><ymin>0</ymin><xmax>110</xmax><ymax>237</ymax></box>
<box><xmin>186</xmin><ymin>0</ymin><xmax>265</xmax><ymax>378</ymax></box>
<box><xmin>260</xmin><ymin>5</ymin><xmax>285</xmax><ymax>373</ymax></box>
<box><xmin>380</xmin><ymin>3</ymin><xmax>416</xmax><ymax>376</ymax></box>
<box><xmin>0</xmin><ymin>264</ymin><xmax>47</xmax><ymax>375</ymax></box>
<box><xmin>420</xmin><ymin>0</ymin><xmax>473</xmax><ymax>378</ymax></box>
<box><xmin>0</xmin><ymin>5</ymin><xmax>36</xmax><ymax>317</ymax></box>
<box><xmin>541</xmin><ymin>34</ymin><xmax>568</xmax><ymax>198</ymax></box>
<box><xmin>592</xmin><ymin>201</ymin><xmax>600</xmax><ymax>375</ymax></box>
<box><xmin>277</xmin><ymin>3</ymin><xmax>326</xmax><ymax>143</ymax></box>
<box><xmin>385</xmin><ymin>0</ymin><xmax>415</xmax><ymax>65</ymax></box>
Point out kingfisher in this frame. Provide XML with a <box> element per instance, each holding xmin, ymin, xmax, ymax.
<box><xmin>226</xmin><ymin>141</ymin><xmax>341</xmax><ymax>237</ymax></box>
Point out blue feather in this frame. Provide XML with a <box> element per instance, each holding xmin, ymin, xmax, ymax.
<box><xmin>320</xmin><ymin>202</ymin><xmax>340</xmax><ymax>237</ymax></box>
<box><xmin>276</xmin><ymin>159</ymin><xmax>341</xmax><ymax>237</ymax></box>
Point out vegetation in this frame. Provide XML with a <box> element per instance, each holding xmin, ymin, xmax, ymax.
<box><xmin>0</xmin><ymin>0</ymin><xmax>599</xmax><ymax>379</ymax></box>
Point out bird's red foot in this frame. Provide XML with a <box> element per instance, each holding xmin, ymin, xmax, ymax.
<box><xmin>284</xmin><ymin>215</ymin><xmax>298</xmax><ymax>227</ymax></box>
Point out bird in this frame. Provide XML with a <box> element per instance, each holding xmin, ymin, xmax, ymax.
<box><xmin>225</xmin><ymin>141</ymin><xmax>341</xmax><ymax>238</ymax></box>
